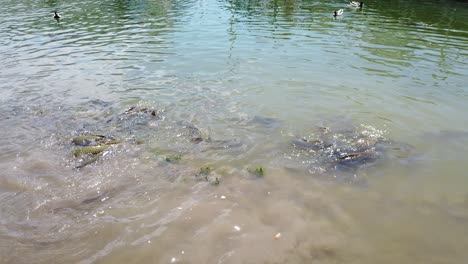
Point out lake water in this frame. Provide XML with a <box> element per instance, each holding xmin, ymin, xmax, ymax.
<box><xmin>1</xmin><ymin>0</ymin><xmax>468</xmax><ymax>263</ymax></box>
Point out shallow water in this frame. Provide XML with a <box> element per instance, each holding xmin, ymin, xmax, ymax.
<box><xmin>1</xmin><ymin>0</ymin><xmax>468</xmax><ymax>263</ymax></box>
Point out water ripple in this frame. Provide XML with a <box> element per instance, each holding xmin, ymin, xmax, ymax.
<box><xmin>1</xmin><ymin>0</ymin><xmax>468</xmax><ymax>262</ymax></box>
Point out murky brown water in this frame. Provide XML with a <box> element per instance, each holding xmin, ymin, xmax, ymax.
<box><xmin>1</xmin><ymin>0</ymin><xmax>468</xmax><ymax>263</ymax></box>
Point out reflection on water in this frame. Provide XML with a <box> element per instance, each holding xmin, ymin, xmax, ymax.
<box><xmin>0</xmin><ymin>0</ymin><xmax>467</xmax><ymax>263</ymax></box>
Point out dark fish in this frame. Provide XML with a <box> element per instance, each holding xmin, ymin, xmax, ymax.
<box><xmin>334</xmin><ymin>151</ymin><xmax>380</xmax><ymax>171</ymax></box>
<box><xmin>177</xmin><ymin>120</ymin><xmax>204</xmax><ymax>143</ymax></box>
<box><xmin>251</xmin><ymin>116</ymin><xmax>282</xmax><ymax>128</ymax></box>
<box><xmin>291</xmin><ymin>138</ymin><xmax>331</xmax><ymax>151</ymax></box>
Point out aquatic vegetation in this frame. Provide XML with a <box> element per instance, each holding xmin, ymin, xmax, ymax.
<box><xmin>198</xmin><ymin>166</ymin><xmax>213</xmax><ymax>176</ymax></box>
<box><xmin>195</xmin><ymin>166</ymin><xmax>220</xmax><ymax>185</ymax></box>
<box><xmin>255</xmin><ymin>167</ymin><xmax>265</xmax><ymax>176</ymax></box>
<box><xmin>248</xmin><ymin>167</ymin><xmax>265</xmax><ymax>177</ymax></box>
<box><xmin>165</xmin><ymin>154</ymin><xmax>182</xmax><ymax>163</ymax></box>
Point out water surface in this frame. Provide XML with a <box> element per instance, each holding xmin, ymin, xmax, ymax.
<box><xmin>1</xmin><ymin>0</ymin><xmax>468</xmax><ymax>263</ymax></box>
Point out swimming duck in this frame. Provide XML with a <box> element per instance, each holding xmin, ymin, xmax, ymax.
<box><xmin>53</xmin><ymin>11</ymin><xmax>61</xmax><ymax>19</ymax></box>
<box><xmin>333</xmin><ymin>9</ymin><xmax>344</xmax><ymax>16</ymax></box>
<box><xmin>349</xmin><ymin>1</ymin><xmax>363</xmax><ymax>7</ymax></box>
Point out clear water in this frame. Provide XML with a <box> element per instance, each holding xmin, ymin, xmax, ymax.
<box><xmin>0</xmin><ymin>0</ymin><xmax>467</xmax><ymax>263</ymax></box>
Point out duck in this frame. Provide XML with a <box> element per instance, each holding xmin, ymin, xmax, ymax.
<box><xmin>333</xmin><ymin>9</ymin><xmax>344</xmax><ymax>16</ymax></box>
<box><xmin>53</xmin><ymin>11</ymin><xmax>61</xmax><ymax>19</ymax></box>
<box><xmin>349</xmin><ymin>1</ymin><xmax>363</xmax><ymax>8</ymax></box>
